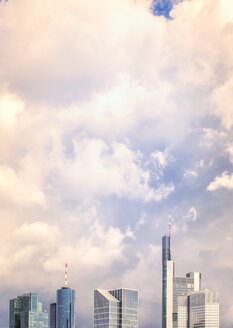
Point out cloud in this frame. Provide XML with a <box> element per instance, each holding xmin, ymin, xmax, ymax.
<box><xmin>0</xmin><ymin>0</ymin><xmax>233</xmax><ymax>327</ymax></box>
<box><xmin>184</xmin><ymin>169</ymin><xmax>198</xmax><ymax>178</ymax></box>
<box><xmin>0</xmin><ymin>165</ymin><xmax>46</xmax><ymax>207</ymax></box>
<box><xmin>0</xmin><ymin>92</ymin><xmax>24</xmax><ymax>127</ymax></box>
<box><xmin>212</xmin><ymin>77</ymin><xmax>233</xmax><ymax>130</ymax></box>
<box><xmin>207</xmin><ymin>171</ymin><xmax>233</xmax><ymax>191</ymax></box>
<box><xmin>183</xmin><ymin>207</ymin><xmax>198</xmax><ymax>222</ymax></box>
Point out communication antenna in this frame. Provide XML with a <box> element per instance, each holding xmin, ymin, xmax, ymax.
<box><xmin>169</xmin><ymin>213</ymin><xmax>172</xmax><ymax>238</ymax></box>
<box><xmin>65</xmin><ymin>263</ymin><xmax>68</xmax><ymax>287</ymax></box>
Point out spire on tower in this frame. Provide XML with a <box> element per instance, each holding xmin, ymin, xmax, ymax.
<box><xmin>169</xmin><ymin>213</ymin><xmax>171</xmax><ymax>238</ymax></box>
<box><xmin>65</xmin><ymin>263</ymin><xmax>68</xmax><ymax>287</ymax></box>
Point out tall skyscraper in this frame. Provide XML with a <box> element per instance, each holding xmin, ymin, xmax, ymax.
<box><xmin>162</xmin><ymin>216</ymin><xmax>219</xmax><ymax>328</ymax></box>
<box><xmin>162</xmin><ymin>234</ymin><xmax>174</xmax><ymax>328</ymax></box>
<box><xmin>94</xmin><ymin>288</ymin><xmax>138</xmax><ymax>328</ymax></box>
<box><xmin>50</xmin><ymin>264</ymin><xmax>76</xmax><ymax>328</ymax></box>
<box><xmin>56</xmin><ymin>287</ymin><xmax>75</xmax><ymax>328</ymax></box>
<box><xmin>9</xmin><ymin>293</ymin><xmax>48</xmax><ymax>328</ymax></box>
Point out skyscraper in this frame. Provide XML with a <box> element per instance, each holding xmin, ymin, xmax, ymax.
<box><xmin>162</xmin><ymin>234</ymin><xmax>174</xmax><ymax>328</ymax></box>
<box><xmin>162</xmin><ymin>216</ymin><xmax>219</xmax><ymax>328</ymax></box>
<box><xmin>50</xmin><ymin>264</ymin><xmax>76</xmax><ymax>328</ymax></box>
<box><xmin>9</xmin><ymin>293</ymin><xmax>48</xmax><ymax>328</ymax></box>
<box><xmin>56</xmin><ymin>287</ymin><xmax>75</xmax><ymax>328</ymax></box>
<box><xmin>94</xmin><ymin>288</ymin><xmax>138</xmax><ymax>328</ymax></box>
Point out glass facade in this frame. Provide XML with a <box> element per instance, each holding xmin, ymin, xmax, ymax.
<box><xmin>188</xmin><ymin>290</ymin><xmax>219</xmax><ymax>328</ymax></box>
<box><xmin>94</xmin><ymin>288</ymin><xmax>138</xmax><ymax>328</ymax></box>
<box><xmin>56</xmin><ymin>287</ymin><xmax>75</xmax><ymax>328</ymax></box>
<box><xmin>50</xmin><ymin>303</ymin><xmax>56</xmax><ymax>328</ymax></box>
<box><xmin>9</xmin><ymin>293</ymin><xmax>48</xmax><ymax>328</ymax></box>
<box><xmin>162</xmin><ymin>234</ymin><xmax>173</xmax><ymax>328</ymax></box>
<box><xmin>162</xmin><ymin>233</ymin><xmax>202</xmax><ymax>328</ymax></box>
<box><xmin>173</xmin><ymin>277</ymin><xmax>195</xmax><ymax>328</ymax></box>
<box><xmin>9</xmin><ymin>298</ymin><xmax>21</xmax><ymax>328</ymax></box>
<box><xmin>94</xmin><ymin>289</ymin><xmax>120</xmax><ymax>327</ymax></box>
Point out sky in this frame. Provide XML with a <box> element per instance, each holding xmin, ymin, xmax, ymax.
<box><xmin>0</xmin><ymin>0</ymin><xmax>233</xmax><ymax>327</ymax></box>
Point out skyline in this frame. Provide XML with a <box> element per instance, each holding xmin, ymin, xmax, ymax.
<box><xmin>0</xmin><ymin>0</ymin><xmax>233</xmax><ymax>327</ymax></box>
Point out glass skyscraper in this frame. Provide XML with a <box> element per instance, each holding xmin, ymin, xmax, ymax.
<box><xmin>162</xmin><ymin>234</ymin><xmax>174</xmax><ymax>328</ymax></box>
<box><xmin>162</xmin><ymin>233</ymin><xmax>202</xmax><ymax>328</ymax></box>
<box><xmin>94</xmin><ymin>288</ymin><xmax>138</xmax><ymax>328</ymax></box>
<box><xmin>9</xmin><ymin>293</ymin><xmax>48</xmax><ymax>328</ymax></box>
<box><xmin>56</xmin><ymin>287</ymin><xmax>75</xmax><ymax>328</ymax></box>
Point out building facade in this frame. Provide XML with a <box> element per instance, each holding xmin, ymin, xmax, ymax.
<box><xmin>94</xmin><ymin>288</ymin><xmax>138</xmax><ymax>328</ymax></box>
<box><xmin>187</xmin><ymin>290</ymin><xmax>219</xmax><ymax>328</ymax></box>
<box><xmin>162</xmin><ymin>232</ymin><xmax>202</xmax><ymax>328</ymax></box>
<box><xmin>173</xmin><ymin>273</ymin><xmax>201</xmax><ymax>328</ymax></box>
<box><xmin>50</xmin><ymin>303</ymin><xmax>56</xmax><ymax>328</ymax></box>
<box><xmin>56</xmin><ymin>287</ymin><xmax>75</xmax><ymax>328</ymax></box>
<box><xmin>9</xmin><ymin>293</ymin><xmax>48</xmax><ymax>328</ymax></box>
<box><xmin>162</xmin><ymin>234</ymin><xmax>174</xmax><ymax>328</ymax></box>
<box><xmin>162</xmin><ymin>227</ymin><xmax>219</xmax><ymax>328</ymax></box>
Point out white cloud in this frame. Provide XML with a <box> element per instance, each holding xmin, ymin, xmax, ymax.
<box><xmin>212</xmin><ymin>77</ymin><xmax>233</xmax><ymax>130</ymax></box>
<box><xmin>184</xmin><ymin>169</ymin><xmax>198</xmax><ymax>178</ymax></box>
<box><xmin>0</xmin><ymin>0</ymin><xmax>233</xmax><ymax>327</ymax></box>
<box><xmin>195</xmin><ymin>160</ymin><xmax>204</xmax><ymax>168</ymax></box>
<box><xmin>0</xmin><ymin>92</ymin><xmax>24</xmax><ymax>127</ymax></box>
<box><xmin>184</xmin><ymin>207</ymin><xmax>198</xmax><ymax>222</ymax></box>
<box><xmin>43</xmin><ymin>137</ymin><xmax>174</xmax><ymax>202</ymax></box>
<box><xmin>0</xmin><ymin>165</ymin><xmax>46</xmax><ymax>207</ymax></box>
<box><xmin>207</xmin><ymin>171</ymin><xmax>233</xmax><ymax>191</ymax></box>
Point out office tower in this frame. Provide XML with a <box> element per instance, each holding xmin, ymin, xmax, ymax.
<box><xmin>173</xmin><ymin>272</ymin><xmax>201</xmax><ymax>328</ymax></box>
<box><xmin>50</xmin><ymin>303</ymin><xmax>56</xmax><ymax>328</ymax></box>
<box><xmin>9</xmin><ymin>293</ymin><xmax>48</xmax><ymax>328</ymax></box>
<box><xmin>56</xmin><ymin>288</ymin><xmax>75</xmax><ymax>328</ymax></box>
<box><xmin>187</xmin><ymin>290</ymin><xmax>219</xmax><ymax>328</ymax></box>
<box><xmin>162</xmin><ymin>216</ymin><xmax>202</xmax><ymax>328</ymax></box>
<box><xmin>162</xmin><ymin>233</ymin><xmax>174</xmax><ymax>328</ymax></box>
<box><xmin>94</xmin><ymin>288</ymin><xmax>138</xmax><ymax>328</ymax></box>
<box><xmin>161</xmin><ymin>216</ymin><xmax>219</xmax><ymax>328</ymax></box>
<box><xmin>9</xmin><ymin>298</ymin><xmax>21</xmax><ymax>328</ymax></box>
<box><xmin>51</xmin><ymin>264</ymin><xmax>76</xmax><ymax>328</ymax></box>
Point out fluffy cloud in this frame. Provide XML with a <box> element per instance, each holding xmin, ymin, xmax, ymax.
<box><xmin>0</xmin><ymin>0</ymin><xmax>233</xmax><ymax>327</ymax></box>
<box><xmin>0</xmin><ymin>165</ymin><xmax>46</xmax><ymax>206</ymax></box>
<box><xmin>207</xmin><ymin>171</ymin><xmax>233</xmax><ymax>191</ymax></box>
<box><xmin>0</xmin><ymin>92</ymin><xmax>24</xmax><ymax>127</ymax></box>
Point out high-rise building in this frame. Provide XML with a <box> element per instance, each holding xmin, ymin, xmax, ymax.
<box><xmin>50</xmin><ymin>303</ymin><xmax>56</xmax><ymax>328</ymax></box>
<box><xmin>9</xmin><ymin>293</ymin><xmax>48</xmax><ymax>328</ymax></box>
<box><xmin>173</xmin><ymin>273</ymin><xmax>201</xmax><ymax>328</ymax></box>
<box><xmin>162</xmin><ymin>216</ymin><xmax>219</xmax><ymax>328</ymax></box>
<box><xmin>187</xmin><ymin>290</ymin><xmax>219</xmax><ymax>328</ymax></box>
<box><xmin>162</xmin><ymin>234</ymin><xmax>174</xmax><ymax>328</ymax></box>
<box><xmin>50</xmin><ymin>264</ymin><xmax>76</xmax><ymax>328</ymax></box>
<box><xmin>56</xmin><ymin>287</ymin><xmax>75</xmax><ymax>328</ymax></box>
<box><xmin>94</xmin><ymin>288</ymin><xmax>138</xmax><ymax>328</ymax></box>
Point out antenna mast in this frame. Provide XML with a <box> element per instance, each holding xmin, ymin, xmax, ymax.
<box><xmin>65</xmin><ymin>263</ymin><xmax>68</xmax><ymax>287</ymax></box>
<box><xmin>169</xmin><ymin>213</ymin><xmax>171</xmax><ymax>238</ymax></box>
